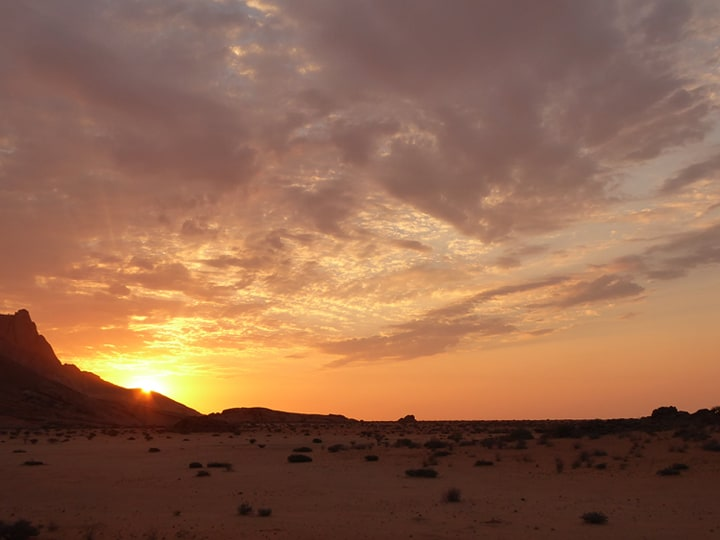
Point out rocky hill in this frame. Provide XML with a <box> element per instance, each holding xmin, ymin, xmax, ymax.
<box><xmin>213</xmin><ymin>407</ymin><xmax>354</xmax><ymax>424</ymax></box>
<box><xmin>0</xmin><ymin>309</ymin><xmax>199</xmax><ymax>427</ymax></box>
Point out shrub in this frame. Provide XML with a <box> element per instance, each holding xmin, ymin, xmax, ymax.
<box><xmin>581</xmin><ymin>511</ymin><xmax>608</xmax><ymax>525</ymax></box>
<box><xmin>443</xmin><ymin>487</ymin><xmax>462</xmax><ymax>503</ymax></box>
<box><xmin>405</xmin><ymin>468</ymin><xmax>438</xmax><ymax>478</ymax></box>
<box><xmin>507</xmin><ymin>428</ymin><xmax>534</xmax><ymax>441</ymax></box>
<box><xmin>0</xmin><ymin>519</ymin><xmax>40</xmax><ymax>540</ymax></box>
<box><xmin>257</xmin><ymin>508</ymin><xmax>272</xmax><ymax>517</ymax></box>
<box><xmin>671</xmin><ymin>463</ymin><xmax>689</xmax><ymax>471</ymax></box>
<box><xmin>702</xmin><ymin>439</ymin><xmax>720</xmax><ymax>452</ymax></box>
<box><xmin>207</xmin><ymin>462</ymin><xmax>233</xmax><ymax>471</ymax></box>
<box><xmin>312</xmin><ymin>438</ymin><xmax>322</xmax><ymax>444</ymax></box>
<box><xmin>656</xmin><ymin>466</ymin><xmax>681</xmax><ymax>476</ymax></box>
<box><xmin>188</xmin><ymin>462</ymin><xmax>203</xmax><ymax>469</ymax></box>
<box><xmin>287</xmin><ymin>454</ymin><xmax>313</xmax><ymax>463</ymax></box>
<box><xmin>424</xmin><ymin>439</ymin><xmax>450</xmax><ymax>450</ymax></box>
<box><xmin>196</xmin><ymin>470</ymin><xmax>211</xmax><ymax>477</ymax></box>
<box><xmin>21</xmin><ymin>460</ymin><xmax>44</xmax><ymax>466</ymax></box>
<box><xmin>365</xmin><ymin>455</ymin><xmax>379</xmax><ymax>462</ymax></box>
<box><xmin>292</xmin><ymin>447</ymin><xmax>312</xmax><ymax>453</ymax></box>
<box><xmin>237</xmin><ymin>503</ymin><xmax>253</xmax><ymax>516</ymax></box>
<box><xmin>474</xmin><ymin>460</ymin><xmax>494</xmax><ymax>467</ymax></box>
<box><xmin>327</xmin><ymin>444</ymin><xmax>346</xmax><ymax>453</ymax></box>
<box><xmin>148</xmin><ymin>447</ymin><xmax>160</xmax><ymax>453</ymax></box>
<box><xmin>555</xmin><ymin>457</ymin><xmax>565</xmax><ymax>473</ymax></box>
<box><xmin>394</xmin><ymin>438</ymin><xmax>420</xmax><ymax>448</ymax></box>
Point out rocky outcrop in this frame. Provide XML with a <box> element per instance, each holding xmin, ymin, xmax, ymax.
<box><xmin>0</xmin><ymin>309</ymin><xmax>60</xmax><ymax>374</ymax></box>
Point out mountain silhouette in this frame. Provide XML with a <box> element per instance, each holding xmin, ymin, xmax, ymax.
<box><xmin>0</xmin><ymin>309</ymin><xmax>199</xmax><ymax>427</ymax></box>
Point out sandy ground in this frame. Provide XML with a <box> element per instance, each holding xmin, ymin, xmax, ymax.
<box><xmin>2</xmin><ymin>422</ymin><xmax>720</xmax><ymax>539</ymax></box>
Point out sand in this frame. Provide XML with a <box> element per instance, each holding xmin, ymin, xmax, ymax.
<box><xmin>2</xmin><ymin>422</ymin><xmax>719</xmax><ymax>539</ymax></box>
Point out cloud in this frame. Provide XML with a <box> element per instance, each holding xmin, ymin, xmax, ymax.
<box><xmin>390</xmin><ymin>239</ymin><xmax>432</xmax><ymax>253</ymax></box>
<box><xmin>1</xmin><ymin>0</ymin><xmax>719</xmax><ymax>379</ymax></box>
<box><xmin>606</xmin><ymin>222</ymin><xmax>720</xmax><ymax>280</ymax></box>
<box><xmin>644</xmin><ymin>222</ymin><xmax>720</xmax><ymax>279</ymax></box>
<box><xmin>321</xmin><ymin>277</ymin><xmax>567</xmax><ymax>366</ymax></box>
<box><xmin>660</xmin><ymin>152</ymin><xmax>720</xmax><ymax>193</ymax></box>
<box><xmin>554</xmin><ymin>274</ymin><xmax>645</xmax><ymax>308</ymax></box>
<box><xmin>279</xmin><ymin>0</ymin><xmax>717</xmax><ymax>240</ymax></box>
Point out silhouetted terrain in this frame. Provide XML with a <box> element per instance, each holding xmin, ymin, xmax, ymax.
<box><xmin>2</xmin><ymin>309</ymin><xmax>718</xmax><ymax>434</ymax></box>
<box><xmin>0</xmin><ymin>309</ymin><xmax>199</xmax><ymax>427</ymax></box>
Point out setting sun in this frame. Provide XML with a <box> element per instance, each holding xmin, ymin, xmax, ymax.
<box><xmin>129</xmin><ymin>376</ymin><xmax>167</xmax><ymax>395</ymax></box>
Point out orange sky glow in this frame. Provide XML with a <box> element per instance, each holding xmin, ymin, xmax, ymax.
<box><xmin>1</xmin><ymin>1</ymin><xmax>719</xmax><ymax>420</ymax></box>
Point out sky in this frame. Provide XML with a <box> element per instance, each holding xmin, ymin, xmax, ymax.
<box><xmin>1</xmin><ymin>1</ymin><xmax>719</xmax><ymax>420</ymax></box>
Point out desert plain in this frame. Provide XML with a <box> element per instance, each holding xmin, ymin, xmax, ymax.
<box><xmin>3</xmin><ymin>419</ymin><xmax>720</xmax><ymax>540</ymax></box>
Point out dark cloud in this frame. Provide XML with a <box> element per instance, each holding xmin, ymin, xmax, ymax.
<box><xmin>495</xmin><ymin>244</ymin><xmax>549</xmax><ymax>269</ymax></box>
<box><xmin>660</xmin><ymin>152</ymin><xmax>720</xmax><ymax>193</ymax></box>
<box><xmin>390</xmin><ymin>239</ymin><xmax>432</xmax><ymax>253</ymax></box>
<box><xmin>606</xmin><ymin>222</ymin><xmax>720</xmax><ymax>280</ymax></box>
<box><xmin>555</xmin><ymin>274</ymin><xmax>645</xmax><ymax>307</ymax></box>
<box><xmin>322</xmin><ymin>317</ymin><xmax>515</xmax><ymax>367</ymax></box>
<box><xmin>322</xmin><ymin>277</ymin><xmax>566</xmax><ymax>365</ymax></box>
<box><xmin>645</xmin><ymin>222</ymin><xmax>720</xmax><ymax>279</ymax></box>
<box><xmin>279</xmin><ymin>0</ymin><xmax>715</xmax><ymax>240</ymax></box>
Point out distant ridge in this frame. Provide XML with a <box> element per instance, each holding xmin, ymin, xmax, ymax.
<box><xmin>215</xmin><ymin>407</ymin><xmax>355</xmax><ymax>424</ymax></box>
<box><xmin>172</xmin><ymin>407</ymin><xmax>355</xmax><ymax>432</ymax></box>
<box><xmin>0</xmin><ymin>309</ymin><xmax>200</xmax><ymax>427</ymax></box>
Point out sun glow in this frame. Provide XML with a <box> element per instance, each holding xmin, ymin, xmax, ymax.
<box><xmin>130</xmin><ymin>376</ymin><xmax>168</xmax><ymax>395</ymax></box>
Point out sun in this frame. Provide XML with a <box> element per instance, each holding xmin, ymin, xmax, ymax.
<box><xmin>130</xmin><ymin>376</ymin><xmax>167</xmax><ymax>395</ymax></box>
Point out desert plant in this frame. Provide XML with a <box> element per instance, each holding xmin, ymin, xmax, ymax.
<box><xmin>257</xmin><ymin>508</ymin><xmax>272</xmax><ymax>517</ymax></box>
<box><xmin>237</xmin><ymin>503</ymin><xmax>253</xmax><ymax>516</ymax></box>
<box><xmin>287</xmin><ymin>454</ymin><xmax>313</xmax><ymax>463</ymax></box>
<box><xmin>207</xmin><ymin>462</ymin><xmax>233</xmax><ymax>471</ymax></box>
<box><xmin>657</xmin><ymin>463</ymin><xmax>689</xmax><ymax>476</ymax></box>
<box><xmin>443</xmin><ymin>487</ymin><xmax>462</xmax><ymax>503</ymax></box>
<box><xmin>327</xmin><ymin>444</ymin><xmax>346</xmax><ymax>453</ymax></box>
<box><xmin>581</xmin><ymin>511</ymin><xmax>608</xmax><ymax>525</ymax></box>
<box><xmin>507</xmin><ymin>428</ymin><xmax>534</xmax><ymax>441</ymax></box>
<box><xmin>365</xmin><ymin>455</ymin><xmax>379</xmax><ymax>462</ymax></box>
<box><xmin>196</xmin><ymin>470</ymin><xmax>211</xmax><ymax>477</ymax></box>
<box><xmin>394</xmin><ymin>438</ymin><xmax>420</xmax><ymax>448</ymax></box>
<box><xmin>474</xmin><ymin>460</ymin><xmax>494</xmax><ymax>467</ymax></box>
<box><xmin>147</xmin><ymin>447</ymin><xmax>160</xmax><ymax>453</ymax></box>
<box><xmin>405</xmin><ymin>468</ymin><xmax>438</xmax><ymax>478</ymax></box>
<box><xmin>292</xmin><ymin>446</ymin><xmax>312</xmax><ymax>453</ymax></box>
<box><xmin>0</xmin><ymin>519</ymin><xmax>40</xmax><ymax>540</ymax></box>
<box><xmin>21</xmin><ymin>460</ymin><xmax>44</xmax><ymax>466</ymax></box>
<box><xmin>555</xmin><ymin>457</ymin><xmax>565</xmax><ymax>473</ymax></box>
<box><xmin>424</xmin><ymin>439</ymin><xmax>450</xmax><ymax>450</ymax></box>
<box><xmin>702</xmin><ymin>439</ymin><xmax>720</xmax><ymax>452</ymax></box>
<box><xmin>188</xmin><ymin>462</ymin><xmax>203</xmax><ymax>469</ymax></box>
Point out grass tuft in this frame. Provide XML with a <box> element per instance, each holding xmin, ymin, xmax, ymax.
<box><xmin>405</xmin><ymin>468</ymin><xmax>438</xmax><ymax>478</ymax></box>
<box><xmin>581</xmin><ymin>511</ymin><xmax>608</xmax><ymax>525</ymax></box>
